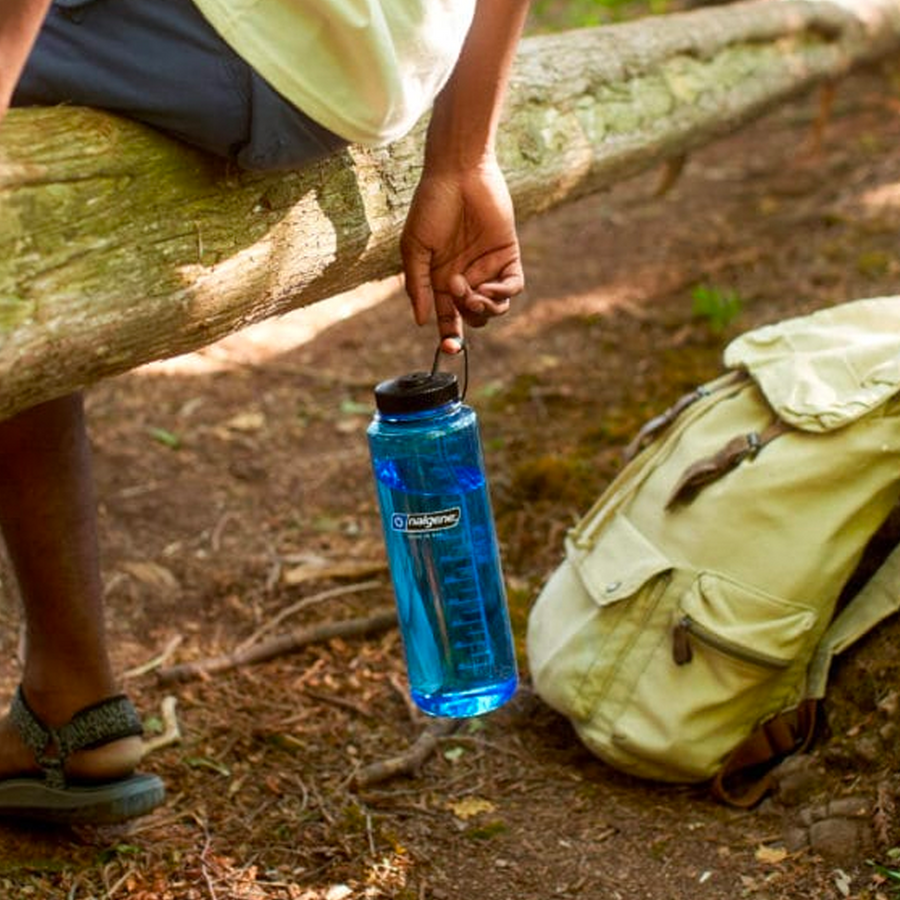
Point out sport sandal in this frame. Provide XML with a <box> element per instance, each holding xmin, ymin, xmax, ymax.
<box><xmin>0</xmin><ymin>686</ymin><xmax>166</xmax><ymax>825</ymax></box>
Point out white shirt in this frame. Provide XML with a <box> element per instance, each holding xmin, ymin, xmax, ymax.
<box><xmin>193</xmin><ymin>0</ymin><xmax>476</xmax><ymax>145</ymax></box>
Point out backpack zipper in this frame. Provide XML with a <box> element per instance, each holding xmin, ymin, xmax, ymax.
<box><xmin>672</xmin><ymin>615</ymin><xmax>791</xmax><ymax>670</ymax></box>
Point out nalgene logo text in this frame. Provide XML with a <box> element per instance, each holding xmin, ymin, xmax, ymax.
<box><xmin>392</xmin><ymin>508</ymin><xmax>462</xmax><ymax>533</ymax></box>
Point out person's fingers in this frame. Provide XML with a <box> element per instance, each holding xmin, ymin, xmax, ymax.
<box><xmin>449</xmin><ymin>273</ymin><xmax>469</xmax><ymax>299</ymax></box>
<box><xmin>460</xmin><ymin>296</ymin><xmax>508</xmax><ymax>323</ymax></box>
<box><xmin>434</xmin><ymin>289</ymin><xmax>466</xmax><ymax>347</ymax></box>
<box><xmin>474</xmin><ymin>273</ymin><xmax>526</xmax><ymax>300</ymax></box>
<box><xmin>401</xmin><ymin>238</ymin><xmax>436</xmax><ymax>327</ymax></box>
<box><xmin>451</xmin><ymin>274</ymin><xmax>511</xmax><ymax>322</ymax></box>
<box><xmin>440</xmin><ymin>335</ymin><xmax>465</xmax><ymax>355</ymax></box>
<box><xmin>462</xmin><ymin>249</ymin><xmax>525</xmax><ymax>301</ymax></box>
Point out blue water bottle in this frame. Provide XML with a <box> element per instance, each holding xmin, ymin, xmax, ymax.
<box><xmin>367</xmin><ymin>346</ymin><xmax>518</xmax><ymax>718</ymax></box>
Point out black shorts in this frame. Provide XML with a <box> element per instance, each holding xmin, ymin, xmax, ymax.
<box><xmin>14</xmin><ymin>0</ymin><xmax>348</xmax><ymax>171</ymax></box>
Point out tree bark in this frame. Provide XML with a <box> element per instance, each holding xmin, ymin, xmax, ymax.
<box><xmin>0</xmin><ymin>0</ymin><xmax>898</xmax><ymax>418</ymax></box>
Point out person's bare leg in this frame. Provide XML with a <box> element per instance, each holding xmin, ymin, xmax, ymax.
<box><xmin>0</xmin><ymin>393</ymin><xmax>141</xmax><ymax>779</ymax></box>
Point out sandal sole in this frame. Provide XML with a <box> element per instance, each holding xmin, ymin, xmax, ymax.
<box><xmin>0</xmin><ymin>772</ymin><xmax>165</xmax><ymax>825</ymax></box>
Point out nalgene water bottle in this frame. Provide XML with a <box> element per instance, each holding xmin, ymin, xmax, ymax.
<box><xmin>367</xmin><ymin>350</ymin><xmax>518</xmax><ymax>718</ymax></box>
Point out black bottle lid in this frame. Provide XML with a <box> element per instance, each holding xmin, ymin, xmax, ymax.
<box><xmin>374</xmin><ymin>371</ymin><xmax>460</xmax><ymax>415</ymax></box>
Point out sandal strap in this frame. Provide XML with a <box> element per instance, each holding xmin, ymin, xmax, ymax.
<box><xmin>10</xmin><ymin>687</ymin><xmax>144</xmax><ymax>789</ymax></box>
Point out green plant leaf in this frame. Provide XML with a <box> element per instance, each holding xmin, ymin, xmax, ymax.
<box><xmin>148</xmin><ymin>426</ymin><xmax>182</xmax><ymax>449</ymax></box>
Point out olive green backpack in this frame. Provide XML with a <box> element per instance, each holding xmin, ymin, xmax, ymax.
<box><xmin>526</xmin><ymin>297</ymin><xmax>900</xmax><ymax>806</ymax></box>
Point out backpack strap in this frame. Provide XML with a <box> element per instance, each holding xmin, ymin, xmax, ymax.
<box><xmin>622</xmin><ymin>371</ymin><xmax>747</xmax><ymax>463</ymax></box>
<box><xmin>711</xmin><ymin>538</ymin><xmax>900</xmax><ymax>807</ymax></box>
<box><xmin>665</xmin><ymin>419</ymin><xmax>792</xmax><ymax>508</ymax></box>
<box><xmin>807</xmin><ymin>537</ymin><xmax>900</xmax><ymax>700</ymax></box>
<box><xmin>710</xmin><ymin>699</ymin><xmax>817</xmax><ymax>807</ymax></box>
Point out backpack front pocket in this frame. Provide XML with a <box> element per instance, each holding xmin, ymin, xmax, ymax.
<box><xmin>606</xmin><ymin>573</ymin><xmax>819</xmax><ymax>782</ymax></box>
<box><xmin>673</xmin><ymin>573</ymin><xmax>817</xmax><ymax>668</ymax></box>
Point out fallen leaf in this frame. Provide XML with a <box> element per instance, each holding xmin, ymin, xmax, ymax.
<box><xmin>185</xmin><ymin>756</ymin><xmax>231</xmax><ymax>777</ymax></box>
<box><xmin>335</xmin><ymin>418</ymin><xmax>366</xmax><ymax>434</ymax></box>
<box><xmin>120</xmin><ymin>561</ymin><xmax>181</xmax><ymax>593</ymax></box>
<box><xmin>225</xmin><ymin>410</ymin><xmax>266</xmax><ymax>432</ymax></box>
<box><xmin>834</xmin><ymin>868</ymin><xmax>852</xmax><ymax>897</ymax></box>
<box><xmin>264</xmin><ymin>774</ymin><xmax>282</xmax><ymax>796</ymax></box>
<box><xmin>282</xmin><ymin>559</ymin><xmax>387</xmax><ymax>585</ymax></box>
<box><xmin>339</xmin><ymin>399</ymin><xmax>372</xmax><ymax>416</ymax></box>
<box><xmin>443</xmin><ymin>746</ymin><xmax>465</xmax><ymax>763</ymax></box>
<box><xmin>755</xmin><ymin>845</ymin><xmax>788</xmax><ymax>864</ymax></box>
<box><xmin>148</xmin><ymin>426</ymin><xmax>181</xmax><ymax>449</ymax></box>
<box><xmin>447</xmin><ymin>797</ymin><xmax>496</xmax><ymax>820</ymax></box>
<box><xmin>325</xmin><ymin>886</ymin><xmax>353</xmax><ymax>900</ymax></box>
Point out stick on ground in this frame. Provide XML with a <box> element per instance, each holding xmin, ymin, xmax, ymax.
<box><xmin>352</xmin><ymin>718</ymin><xmax>463</xmax><ymax>789</ymax></box>
<box><xmin>156</xmin><ymin>607</ymin><xmax>397</xmax><ymax>684</ymax></box>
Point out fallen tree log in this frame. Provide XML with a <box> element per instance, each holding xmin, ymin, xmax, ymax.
<box><xmin>0</xmin><ymin>0</ymin><xmax>898</xmax><ymax>419</ymax></box>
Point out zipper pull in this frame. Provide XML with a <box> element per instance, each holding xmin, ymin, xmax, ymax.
<box><xmin>672</xmin><ymin>617</ymin><xmax>693</xmax><ymax>666</ymax></box>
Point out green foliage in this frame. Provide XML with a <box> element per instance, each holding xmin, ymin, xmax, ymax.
<box><xmin>869</xmin><ymin>851</ymin><xmax>900</xmax><ymax>896</ymax></box>
<box><xmin>690</xmin><ymin>283</ymin><xmax>744</xmax><ymax>333</ymax></box>
<box><xmin>528</xmin><ymin>0</ymin><xmax>670</xmax><ymax>32</ymax></box>
<box><xmin>856</xmin><ymin>249</ymin><xmax>893</xmax><ymax>279</ymax></box>
<box><xmin>97</xmin><ymin>844</ymin><xmax>143</xmax><ymax>865</ymax></box>
<box><xmin>148</xmin><ymin>426</ymin><xmax>182</xmax><ymax>450</ymax></box>
<box><xmin>464</xmin><ymin>821</ymin><xmax>508</xmax><ymax>840</ymax></box>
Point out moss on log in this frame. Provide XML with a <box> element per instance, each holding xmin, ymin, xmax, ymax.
<box><xmin>0</xmin><ymin>0</ymin><xmax>899</xmax><ymax>418</ymax></box>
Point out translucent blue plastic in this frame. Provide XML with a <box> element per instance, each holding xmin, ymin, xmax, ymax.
<box><xmin>367</xmin><ymin>401</ymin><xmax>517</xmax><ymax>717</ymax></box>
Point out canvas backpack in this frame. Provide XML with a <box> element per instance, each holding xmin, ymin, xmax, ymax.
<box><xmin>526</xmin><ymin>297</ymin><xmax>900</xmax><ymax>806</ymax></box>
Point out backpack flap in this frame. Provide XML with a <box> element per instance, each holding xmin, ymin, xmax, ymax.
<box><xmin>725</xmin><ymin>297</ymin><xmax>900</xmax><ymax>433</ymax></box>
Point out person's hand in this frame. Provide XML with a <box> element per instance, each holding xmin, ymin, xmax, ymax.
<box><xmin>0</xmin><ymin>1</ymin><xmax>53</xmax><ymax>119</ymax></box>
<box><xmin>400</xmin><ymin>154</ymin><xmax>524</xmax><ymax>354</ymax></box>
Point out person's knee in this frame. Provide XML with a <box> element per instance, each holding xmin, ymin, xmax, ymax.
<box><xmin>0</xmin><ymin>393</ymin><xmax>86</xmax><ymax>455</ymax></box>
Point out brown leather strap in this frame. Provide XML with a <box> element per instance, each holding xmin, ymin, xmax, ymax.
<box><xmin>624</xmin><ymin>388</ymin><xmax>709</xmax><ymax>462</ymax></box>
<box><xmin>623</xmin><ymin>372</ymin><xmax>748</xmax><ymax>463</ymax></box>
<box><xmin>666</xmin><ymin>419</ymin><xmax>793</xmax><ymax>508</ymax></box>
<box><xmin>710</xmin><ymin>700</ymin><xmax>818</xmax><ymax>808</ymax></box>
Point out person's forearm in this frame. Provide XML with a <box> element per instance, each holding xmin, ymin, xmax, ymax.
<box><xmin>425</xmin><ymin>0</ymin><xmax>530</xmax><ymax>172</ymax></box>
<box><xmin>0</xmin><ymin>0</ymin><xmax>51</xmax><ymax>115</ymax></box>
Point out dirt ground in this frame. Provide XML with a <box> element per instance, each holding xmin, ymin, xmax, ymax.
<box><xmin>1</xmin><ymin>48</ymin><xmax>900</xmax><ymax>900</ymax></box>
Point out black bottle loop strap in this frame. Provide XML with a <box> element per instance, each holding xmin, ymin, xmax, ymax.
<box><xmin>431</xmin><ymin>339</ymin><xmax>469</xmax><ymax>401</ymax></box>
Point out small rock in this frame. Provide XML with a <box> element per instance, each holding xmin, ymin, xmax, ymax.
<box><xmin>878</xmin><ymin>691</ymin><xmax>900</xmax><ymax>717</ymax></box>
<box><xmin>851</xmin><ymin>734</ymin><xmax>882</xmax><ymax>765</ymax></box>
<box><xmin>798</xmin><ymin>804</ymin><xmax>826</xmax><ymax>827</ymax></box>
<box><xmin>783</xmin><ymin>826</ymin><xmax>810</xmax><ymax>852</ymax></box>
<box><xmin>827</xmin><ymin>797</ymin><xmax>871</xmax><ymax>819</ymax></box>
<box><xmin>786</xmin><ymin>795</ymin><xmax>875</xmax><ymax>862</ymax></box>
<box><xmin>771</xmin><ymin>754</ymin><xmax>824</xmax><ymax>806</ymax></box>
<box><xmin>808</xmin><ymin>816</ymin><xmax>873</xmax><ymax>860</ymax></box>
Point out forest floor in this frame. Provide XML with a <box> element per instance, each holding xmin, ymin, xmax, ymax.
<box><xmin>2</xmin><ymin>27</ymin><xmax>900</xmax><ymax>900</ymax></box>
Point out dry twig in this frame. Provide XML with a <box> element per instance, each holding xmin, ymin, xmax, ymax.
<box><xmin>352</xmin><ymin>719</ymin><xmax>463</xmax><ymax>789</ymax></box>
<box><xmin>123</xmin><ymin>635</ymin><xmax>184</xmax><ymax>679</ymax></box>
<box><xmin>874</xmin><ymin>779</ymin><xmax>896</xmax><ymax>846</ymax></box>
<box><xmin>236</xmin><ymin>579</ymin><xmax>382</xmax><ymax>652</ymax></box>
<box><xmin>141</xmin><ymin>695</ymin><xmax>182</xmax><ymax>757</ymax></box>
<box><xmin>156</xmin><ymin>607</ymin><xmax>397</xmax><ymax>684</ymax></box>
<box><xmin>388</xmin><ymin>671</ymin><xmax>425</xmax><ymax>725</ymax></box>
